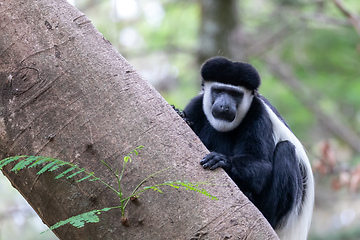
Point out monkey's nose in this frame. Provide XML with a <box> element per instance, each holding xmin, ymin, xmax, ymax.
<box><xmin>212</xmin><ymin>104</ymin><xmax>236</xmax><ymax>122</ymax></box>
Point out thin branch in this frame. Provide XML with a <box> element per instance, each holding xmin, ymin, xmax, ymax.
<box><xmin>243</xmin><ymin>24</ymin><xmax>293</xmax><ymax>59</ymax></box>
<box><xmin>332</xmin><ymin>0</ymin><xmax>360</xmax><ymax>37</ymax></box>
<box><xmin>263</xmin><ymin>55</ymin><xmax>360</xmax><ymax>154</ymax></box>
<box><xmin>300</xmin><ymin>13</ymin><xmax>352</xmax><ymax>26</ymax></box>
<box><xmin>122</xmin><ymin>167</ymin><xmax>171</xmax><ymax>209</ymax></box>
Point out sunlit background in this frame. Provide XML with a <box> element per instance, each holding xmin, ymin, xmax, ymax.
<box><xmin>1</xmin><ymin>0</ymin><xmax>360</xmax><ymax>239</ymax></box>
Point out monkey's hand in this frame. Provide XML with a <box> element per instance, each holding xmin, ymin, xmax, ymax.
<box><xmin>200</xmin><ymin>152</ymin><xmax>231</xmax><ymax>171</ymax></box>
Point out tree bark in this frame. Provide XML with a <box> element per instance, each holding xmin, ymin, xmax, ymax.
<box><xmin>0</xmin><ymin>0</ymin><xmax>278</xmax><ymax>239</ymax></box>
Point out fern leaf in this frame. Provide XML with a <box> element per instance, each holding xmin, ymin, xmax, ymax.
<box><xmin>48</xmin><ymin>211</ymin><xmax>99</xmax><ymax>231</ymax></box>
<box><xmin>29</xmin><ymin>157</ymin><xmax>55</xmax><ymax>168</ymax></box>
<box><xmin>0</xmin><ymin>156</ymin><xmax>26</xmax><ymax>169</ymax></box>
<box><xmin>77</xmin><ymin>173</ymin><xmax>94</xmax><ymax>183</ymax></box>
<box><xmin>163</xmin><ymin>181</ymin><xmax>180</xmax><ymax>189</ymax></box>
<box><xmin>43</xmin><ymin>207</ymin><xmax>113</xmax><ymax>233</ymax></box>
<box><xmin>89</xmin><ymin>177</ymin><xmax>100</xmax><ymax>182</ymax></box>
<box><xmin>131</xmin><ymin>145</ymin><xmax>144</xmax><ymax>156</ymax></box>
<box><xmin>36</xmin><ymin>161</ymin><xmax>58</xmax><ymax>175</ymax></box>
<box><xmin>123</xmin><ymin>156</ymin><xmax>131</xmax><ymax>163</ymax></box>
<box><xmin>123</xmin><ymin>146</ymin><xmax>144</xmax><ymax>164</ymax></box>
<box><xmin>159</xmin><ymin>181</ymin><xmax>218</xmax><ymax>201</ymax></box>
<box><xmin>179</xmin><ymin>182</ymin><xmax>218</xmax><ymax>201</ymax></box>
<box><xmin>55</xmin><ymin>166</ymin><xmax>77</xmax><ymax>179</ymax></box>
<box><xmin>144</xmin><ymin>186</ymin><xmax>163</xmax><ymax>193</ymax></box>
<box><xmin>11</xmin><ymin>156</ymin><xmax>38</xmax><ymax>172</ymax></box>
<box><xmin>66</xmin><ymin>169</ymin><xmax>84</xmax><ymax>179</ymax></box>
<box><xmin>48</xmin><ymin>160</ymin><xmax>68</xmax><ymax>172</ymax></box>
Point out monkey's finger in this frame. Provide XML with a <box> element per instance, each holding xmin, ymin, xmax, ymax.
<box><xmin>209</xmin><ymin>161</ymin><xmax>225</xmax><ymax>170</ymax></box>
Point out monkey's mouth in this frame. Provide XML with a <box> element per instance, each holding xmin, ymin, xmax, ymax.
<box><xmin>212</xmin><ymin>108</ymin><xmax>236</xmax><ymax>122</ymax></box>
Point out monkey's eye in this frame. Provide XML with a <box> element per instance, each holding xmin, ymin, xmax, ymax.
<box><xmin>212</xmin><ymin>89</ymin><xmax>222</xmax><ymax>94</ymax></box>
<box><xmin>229</xmin><ymin>90</ymin><xmax>243</xmax><ymax>99</ymax></box>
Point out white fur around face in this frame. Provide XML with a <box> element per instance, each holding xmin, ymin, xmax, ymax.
<box><xmin>202</xmin><ymin>82</ymin><xmax>253</xmax><ymax>132</ymax></box>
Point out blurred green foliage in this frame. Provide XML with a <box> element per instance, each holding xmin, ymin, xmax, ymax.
<box><xmin>310</xmin><ymin>226</ymin><xmax>360</xmax><ymax>240</ymax></box>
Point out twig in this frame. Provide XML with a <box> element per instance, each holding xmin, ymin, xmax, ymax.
<box><xmin>263</xmin><ymin>55</ymin><xmax>360</xmax><ymax>154</ymax></box>
<box><xmin>332</xmin><ymin>0</ymin><xmax>360</xmax><ymax>37</ymax></box>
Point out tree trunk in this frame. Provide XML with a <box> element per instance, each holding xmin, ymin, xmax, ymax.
<box><xmin>0</xmin><ymin>0</ymin><xmax>278</xmax><ymax>239</ymax></box>
<box><xmin>198</xmin><ymin>0</ymin><xmax>241</xmax><ymax>64</ymax></box>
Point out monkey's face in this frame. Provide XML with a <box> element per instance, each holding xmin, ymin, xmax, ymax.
<box><xmin>203</xmin><ymin>82</ymin><xmax>253</xmax><ymax>132</ymax></box>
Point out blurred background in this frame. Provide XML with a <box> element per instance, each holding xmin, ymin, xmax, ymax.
<box><xmin>1</xmin><ymin>0</ymin><xmax>360</xmax><ymax>239</ymax></box>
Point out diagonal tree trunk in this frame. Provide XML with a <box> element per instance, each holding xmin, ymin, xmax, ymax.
<box><xmin>0</xmin><ymin>0</ymin><xmax>278</xmax><ymax>239</ymax></box>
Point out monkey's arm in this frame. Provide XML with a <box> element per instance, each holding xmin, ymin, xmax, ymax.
<box><xmin>201</xmin><ymin>140</ymin><xmax>304</xmax><ymax>229</ymax></box>
<box><xmin>200</xmin><ymin>152</ymin><xmax>272</xmax><ymax>195</ymax></box>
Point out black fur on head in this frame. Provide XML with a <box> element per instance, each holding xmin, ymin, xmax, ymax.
<box><xmin>201</xmin><ymin>56</ymin><xmax>261</xmax><ymax>91</ymax></box>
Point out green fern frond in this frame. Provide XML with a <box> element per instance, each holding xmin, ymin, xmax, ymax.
<box><xmin>131</xmin><ymin>146</ymin><xmax>143</xmax><ymax>156</ymax></box>
<box><xmin>143</xmin><ymin>186</ymin><xmax>163</xmax><ymax>193</ymax></box>
<box><xmin>66</xmin><ymin>169</ymin><xmax>85</xmax><ymax>179</ymax></box>
<box><xmin>89</xmin><ymin>177</ymin><xmax>100</xmax><ymax>182</ymax></box>
<box><xmin>123</xmin><ymin>155</ymin><xmax>131</xmax><ymax>164</ymax></box>
<box><xmin>11</xmin><ymin>156</ymin><xmax>39</xmax><ymax>172</ymax></box>
<box><xmin>0</xmin><ymin>155</ymin><xmax>99</xmax><ymax>184</ymax></box>
<box><xmin>123</xmin><ymin>146</ymin><xmax>144</xmax><ymax>163</ymax></box>
<box><xmin>154</xmin><ymin>181</ymin><xmax>218</xmax><ymax>201</ymax></box>
<box><xmin>127</xmin><ymin>179</ymin><xmax>218</xmax><ymax>202</ymax></box>
<box><xmin>77</xmin><ymin>173</ymin><xmax>95</xmax><ymax>183</ymax></box>
<box><xmin>37</xmin><ymin>161</ymin><xmax>60</xmax><ymax>175</ymax></box>
<box><xmin>177</xmin><ymin>181</ymin><xmax>218</xmax><ymax>201</ymax></box>
<box><xmin>55</xmin><ymin>166</ymin><xmax>77</xmax><ymax>179</ymax></box>
<box><xmin>48</xmin><ymin>160</ymin><xmax>68</xmax><ymax>172</ymax></box>
<box><xmin>29</xmin><ymin>157</ymin><xmax>55</xmax><ymax>168</ymax></box>
<box><xmin>0</xmin><ymin>155</ymin><xmax>26</xmax><ymax>169</ymax></box>
<box><xmin>43</xmin><ymin>207</ymin><xmax>115</xmax><ymax>233</ymax></box>
<box><xmin>2</xmin><ymin>147</ymin><xmax>218</xmax><ymax>233</ymax></box>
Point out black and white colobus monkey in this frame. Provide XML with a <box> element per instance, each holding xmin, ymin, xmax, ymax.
<box><xmin>183</xmin><ymin>57</ymin><xmax>314</xmax><ymax>240</ymax></box>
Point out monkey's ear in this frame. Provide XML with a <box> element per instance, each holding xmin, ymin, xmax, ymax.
<box><xmin>201</xmin><ymin>80</ymin><xmax>205</xmax><ymax>91</ymax></box>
